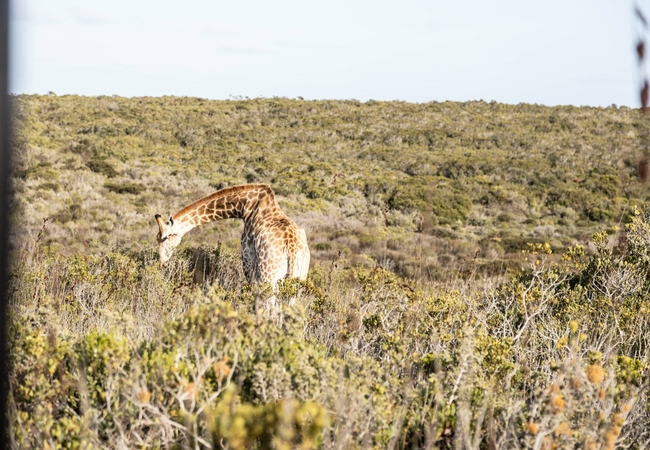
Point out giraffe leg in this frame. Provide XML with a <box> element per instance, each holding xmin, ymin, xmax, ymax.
<box><xmin>294</xmin><ymin>228</ymin><xmax>310</xmax><ymax>280</ymax></box>
<box><xmin>286</xmin><ymin>245</ymin><xmax>295</xmax><ymax>279</ymax></box>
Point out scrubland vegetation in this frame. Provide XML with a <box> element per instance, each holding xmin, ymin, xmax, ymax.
<box><xmin>7</xmin><ymin>95</ymin><xmax>650</xmax><ymax>448</ymax></box>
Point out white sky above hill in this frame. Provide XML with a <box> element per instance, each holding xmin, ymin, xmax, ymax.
<box><xmin>9</xmin><ymin>0</ymin><xmax>648</xmax><ymax>106</ymax></box>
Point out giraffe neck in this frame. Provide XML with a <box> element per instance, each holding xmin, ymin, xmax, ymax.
<box><xmin>171</xmin><ymin>184</ymin><xmax>277</xmax><ymax>235</ymax></box>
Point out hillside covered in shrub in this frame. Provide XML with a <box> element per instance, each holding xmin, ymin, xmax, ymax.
<box><xmin>10</xmin><ymin>95</ymin><xmax>649</xmax><ymax>279</ymax></box>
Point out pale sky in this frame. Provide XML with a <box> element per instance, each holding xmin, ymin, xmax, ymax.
<box><xmin>9</xmin><ymin>0</ymin><xmax>647</xmax><ymax>106</ymax></box>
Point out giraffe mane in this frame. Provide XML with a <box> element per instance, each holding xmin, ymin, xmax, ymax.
<box><xmin>173</xmin><ymin>183</ymin><xmax>275</xmax><ymax>220</ymax></box>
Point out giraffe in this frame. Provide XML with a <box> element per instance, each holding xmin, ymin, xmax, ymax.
<box><xmin>154</xmin><ymin>184</ymin><xmax>310</xmax><ymax>287</ymax></box>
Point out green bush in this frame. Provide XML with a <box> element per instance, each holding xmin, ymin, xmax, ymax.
<box><xmin>17</xmin><ymin>162</ymin><xmax>59</xmax><ymax>181</ymax></box>
<box><xmin>389</xmin><ymin>176</ymin><xmax>473</xmax><ymax>228</ymax></box>
<box><xmin>104</xmin><ymin>181</ymin><xmax>145</xmax><ymax>195</ymax></box>
<box><xmin>86</xmin><ymin>157</ymin><xmax>118</xmax><ymax>178</ymax></box>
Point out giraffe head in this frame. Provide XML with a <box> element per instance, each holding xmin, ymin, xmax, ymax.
<box><xmin>155</xmin><ymin>214</ymin><xmax>182</xmax><ymax>267</ymax></box>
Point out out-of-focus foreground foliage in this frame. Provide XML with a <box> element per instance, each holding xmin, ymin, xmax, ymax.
<box><xmin>7</xmin><ymin>95</ymin><xmax>650</xmax><ymax>448</ymax></box>
<box><xmin>8</xmin><ymin>212</ymin><xmax>650</xmax><ymax>448</ymax></box>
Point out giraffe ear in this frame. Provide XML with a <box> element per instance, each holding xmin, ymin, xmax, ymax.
<box><xmin>155</xmin><ymin>214</ymin><xmax>166</xmax><ymax>233</ymax></box>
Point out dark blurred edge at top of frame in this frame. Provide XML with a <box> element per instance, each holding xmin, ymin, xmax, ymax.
<box><xmin>0</xmin><ymin>0</ymin><xmax>11</xmax><ymax>447</ymax></box>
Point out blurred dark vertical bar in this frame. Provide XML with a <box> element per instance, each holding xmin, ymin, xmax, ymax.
<box><xmin>0</xmin><ymin>0</ymin><xmax>9</xmax><ymax>446</ymax></box>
